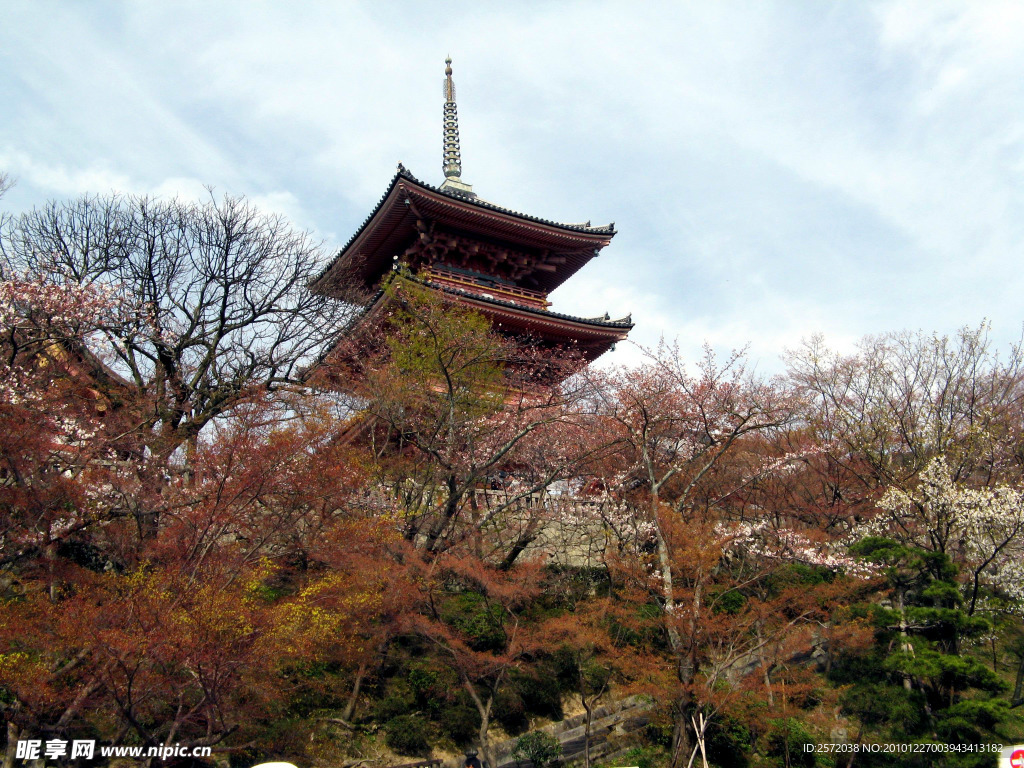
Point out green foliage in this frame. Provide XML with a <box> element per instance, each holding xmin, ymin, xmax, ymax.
<box><xmin>602</xmin><ymin>745</ymin><xmax>663</xmax><ymax>768</ymax></box>
<box><xmin>712</xmin><ymin>588</ymin><xmax>747</xmax><ymax>615</ymax></box>
<box><xmin>373</xmin><ymin>679</ymin><xmax>415</xmax><ymax>722</ymax></box>
<box><xmin>510</xmin><ymin>731</ymin><xmax>561</xmax><ymax>768</ymax></box>
<box><xmin>408</xmin><ymin>659</ymin><xmax>461</xmax><ymax>718</ymax></box>
<box><xmin>439</xmin><ymin>700</ymin><xmax>480</xmax><ymax>747</ymax></box>
<box><xmin>440</xmin><ymin>591</ymin><xmax>508</xmax><ymax>652</ymax></box>
<box><xmin>385</xmin><ymin>276</ymin><xmax>506</xmax><ymax>417</ymax></box>
<box><xmin>494</xmin><ymin>685</ymin><xmax>530</xmax><ymax>735</ymax></box>
<box><xmin>938</xmin><ymin>699</ymin><xmax>1010</xmax><ymax>740</ymax></box>
<box><xmin>582</xmin><ymin>658</ymin><xmax>612</xmax><ymax>695</ymax></box>
<box><xmin>705</xmin><ymin>716</ymin><xmax>752</xmax><ymax>768</ymax></box>
<box><xmin>763</xmin><ymin>718</ymin><xmax>818</xmax><ymax>768</ymax></box>
<box><xmin>835</xmin><ymin>538</ymin><xmax>1013</xmax><ymax>756</ymax></box>
<box><xmin>764</xmin><ymin>562</ymin><xmax>836</xmax><ymax>597</ymax></box>
<box><xmin>551</xmin><ymin>645</ymin><xmax>579</xmax><ymax>688</ymax></box>
<box><xmin>884</xmin><ymin>645</ymin><xmax>1005</xmax><ymax>697</ymax></box>
<box><xmin>384</xmin><ymin>714</ymin><xmax>432</xmax><ymax>755</ymax></box>
<box><xmin>643</xmin><ymin>719</ymin><xmax>675</xmax><ymax>748</ymax></box>
<box><xmin>493</xmin><ymin>668</ymin><xmax>565</xmax><ymax>734</ymax></box>
<box><xmin>514</xmin><ymin>668</ymin><xmax>564</xmax><ymax>721</ymax></box>
<box><xmin>838</xmin><ymin>677</ymin><xmax>929</xmax><ymax>740</ymax></box>
<box><xmin>550</xmin><ymin>644</ymin><xmax>613</xmax><ymax>702</ymax></box>
<box><xmin>407</xmin><ymin>663</ymin><xmax>438</xmax><ymax>695</ymax></box>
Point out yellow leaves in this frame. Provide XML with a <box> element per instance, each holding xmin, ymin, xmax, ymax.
<box><xmin>241</xmin><ymin>557</ymin><xmax>280</xmax><ymax>606</ymax></box>
<box><xmin>271</xmin><ymin>570</ymin><xmax>383</xmax><ymax>659</ymax></box>
<box><xmin>0</xmin><ymin>649</ymin><xmax>57</xmax><ymax>710</ymax></box>
<box><xmin>0</xmin><ymin>650</ymin><xmax>32</xmax><ymax>676</ymax></box>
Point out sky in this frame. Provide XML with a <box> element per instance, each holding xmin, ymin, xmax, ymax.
<box><xmin>2</xmin><ymin>1</ymin><xmax>1023</xmax><ymax>373</ymax></box>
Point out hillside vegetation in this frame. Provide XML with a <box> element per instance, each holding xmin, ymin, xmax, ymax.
<box><xmin>2</xmin><ymin>199</ymin><xmax>1024</xmax><ymax>768</ymax></box>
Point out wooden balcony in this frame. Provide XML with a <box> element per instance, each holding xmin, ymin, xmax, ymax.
<box><xmin>421</xmin><ymin>266</ymin><xmax>550</xmax><ymax>310</ymax></box>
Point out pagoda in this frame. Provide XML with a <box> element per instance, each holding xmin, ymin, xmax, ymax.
<box><xmin>312</xmin><ymin>58</ymin><xmax>632</xmax><ymax>364</ymax></box>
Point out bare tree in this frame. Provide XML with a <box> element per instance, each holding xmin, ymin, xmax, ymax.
<box><xmin>0</xmin><ymin>174</ymin><xmax>13</xmax><ymax>235</ymax></box>
<box><xmin>786</xmin><ymin>325</ymin><xmax>1024</xmax><ymax>497</ymax></box>
<box><xmin>1</xmin><ymin>192</ymin><xmax>358</xmax><ymax>532</ymax></box>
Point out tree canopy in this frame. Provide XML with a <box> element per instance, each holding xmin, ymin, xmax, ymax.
<box><xmin>2</xmin><ymin>190</ymin><xmax>1024</xmax><ymax>766</ymax></box>
<box><xmin>1</xmin><ymin>192</ymin><xmax>359</xmax><ymax>461</ymax></box>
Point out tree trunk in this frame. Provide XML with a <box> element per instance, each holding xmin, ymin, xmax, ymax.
<box><xmin>671</xmin><ymin>693</ymin><xmax>695</xmax><ymax>768</ymax></box>
<box><xmin>1012</xmin><ymin>651</ymin><xmax>1024</xmax><ymax>707</ymax></box>
<box><xmin>3</xmin><ymin>722</ymin><xmax>18</xmax><ymax>768</ymax></box>
<box><xmin>342</xmin><ymin>663</ymin><xmax>366</xmax><ymax>722</ymax></box>
<box><xmin>897</xmin><ymin>589</ymin><xmax>913</xmax><ymax>691</ymax></box>
<box><xmin>462</xmin><ymin>676</ymin><xmax>495</xmax><ymax>768</ymax></box>
<box><xmin>582</xmin><ymin>697</ymin><xmax>592</xmax><ymax>768</ymax></box>
<box><xmin>423</xmin><ymin>474</ymin><xmax>461</xmax><ymax>553</ymax></box>
<box><xmin>654</xmin><ymin>516</ymin><xmax>697</xmax><ymax>768</ymax></box>
<box><xmin>477</xmin><ymin>713</ymin><xmax>493</xmax><ymax>768</ymax></box>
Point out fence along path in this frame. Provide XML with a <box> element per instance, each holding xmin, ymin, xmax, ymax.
<box><xmin>487</xmin><ymin>696</ymin><xmax>653</xmax><ymax>768</ymax></box>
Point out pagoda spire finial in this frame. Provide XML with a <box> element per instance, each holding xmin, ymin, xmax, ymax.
<box><xmin>440</xmin><ymin>56</ymin><xmax>474</xmax><ymax>196</ymax></box>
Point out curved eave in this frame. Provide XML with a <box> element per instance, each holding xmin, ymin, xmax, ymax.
<box><xmin>434</xmin><ymin>286</ymin><xmax>632</xmax><ymax>332</ymax></box>
<box><xmin>427</xmin><ymin>283</ymin><xmax>632</xmax><ymax>363</ymax></box>
<box><xmin>314</xmin><ymin>277</ymin><xmax>632</xmax><ymax>372</ymax></box>
<box><xmin>312</xmin><ymin>166</ymin><xmax>616</xmax><ymax>296</ymax></box>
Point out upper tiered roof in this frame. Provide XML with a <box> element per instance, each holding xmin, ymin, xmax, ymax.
<box><xmin>311</xmin><ymin>57</ymin><xmax>632</xmax><ymax>365</ymax></box>
<box><xmin>312</xmin><ymin>164</ymin><xmax>616</xmax><ymax>297</ymax></box>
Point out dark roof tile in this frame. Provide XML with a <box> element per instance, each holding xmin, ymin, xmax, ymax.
<box><xmin>313</xmin><ymin>165</ymin><xmax>616</xmax><ymax>286</ymax></box>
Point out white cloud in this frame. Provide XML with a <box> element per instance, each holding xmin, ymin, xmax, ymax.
<box><xmin>1</xmin><ymin>1</ymin><xmax>1022</xmax><ymax>370</ymax></box>
<box><xmin>0</xmin><ymin>150</ymin><xmax>133</xmax><ymax>199</ymax></box>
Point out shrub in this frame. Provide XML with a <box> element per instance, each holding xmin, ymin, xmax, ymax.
<box><xmin>384</xmin><ymin>714</ymin><xmax>431</xmax><ymax>755</ymax></box>
<box><xmin>373</xmin><ymin>679</ymin><xmax>415</xmax><ymax>721</ymax></box>
<box><xmin>440</xmin><ymin>592</ymin><xmax>507</xmax><ymax>652</ymax></box>
<box><xmin>494</xmin><ymin>686</ymin><xmax>529</xmax><ymax>735</ymax></box>
<box><xmin>705</xmin><ymin>716</ymin><xmax>751</xmax><ymax>768</ymax></box>
<box><xmin>516</xmin><ymin>669</ymin><xmax>563</xmax><ymax>721</ymax></box>
<box><xmin>606</xmin><ymin>746</ymin><xmax>661</xmax><ymax>768</ymax></box>
<box><xmin>510</xmin><ymin>732</ymin><xmax>561</xmax><ymax>768</ymax></box>
<box><xmin>439</xmin><ymin>701</ymin><xmax>480</xmax><ymax>746</ymax></box>
<box><xmin>408</xmin><ymin>661</ymin><xmax>440</xmax><ymax>700</ymax></box>
<box><xmin>763</xmin><ymin>718</ymin><xmax>816</xmax><ymax>768</ymax></box>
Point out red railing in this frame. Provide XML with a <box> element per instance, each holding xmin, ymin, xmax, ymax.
<box><xmin>422</xmin><ymin>267</ymin><xmax>550</xmax><ymax>309</ymax></box>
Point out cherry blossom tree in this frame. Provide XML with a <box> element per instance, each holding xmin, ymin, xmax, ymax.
<box><xmin>867</xmin><ymin>455</ymin><xmax>1024</xmax><ymax>616</ymax></box>
<box><xmin>785</xmin><ymin>325</ymin><xmax>1024</xmax><ymax>526</ymax></box>
<box><xmin>585</xmin><ymin>343</ymin><xmax>820</xmax><ymax>766</ymax></box>
<box><xmin>0</xmin><ymin>276</ymin><xmax>144</xmax><ymax>576</ymax></box>
<box><xmin>1</xmin><ymin>193</ymin><xmax>360</xmax><ymax>530</ymax></box>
